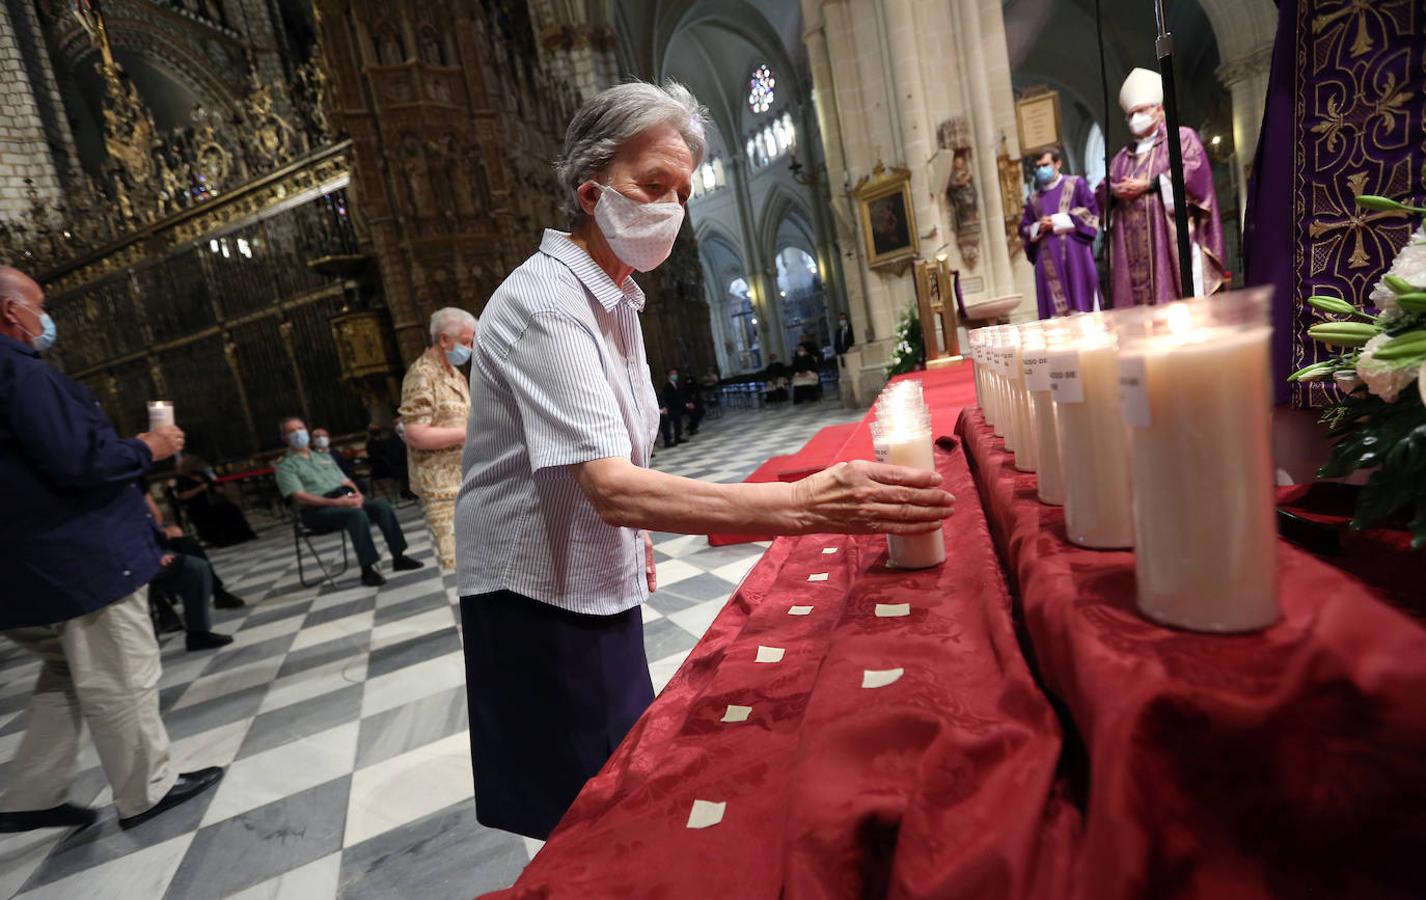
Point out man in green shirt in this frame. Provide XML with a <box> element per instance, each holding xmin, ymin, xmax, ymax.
<box><xmin>275</xmin><ymin>416</ymin><xmax>423</xmax><ymax>586</ymax></box>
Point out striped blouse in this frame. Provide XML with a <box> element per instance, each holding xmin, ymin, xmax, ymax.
<box><xmin>454</xmin><ymin>230</ymin><xmax>661</xmax><ymax>616</ymax></box>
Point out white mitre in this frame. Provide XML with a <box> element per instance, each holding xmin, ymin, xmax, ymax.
<box><xmin>1118</xmin><ymin>67</ymin><xmax>1163</xmax><ymax>112</ymax></box>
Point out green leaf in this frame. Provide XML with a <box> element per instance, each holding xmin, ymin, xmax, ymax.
<box><xmin>1350</xmin><ymin>470</ymin><xmax>1413</xmax><ymax>531</ymax></box>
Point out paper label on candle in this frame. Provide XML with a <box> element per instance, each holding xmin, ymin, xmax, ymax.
<box><xmin>1022</xmin><ymin>351</ymin><xmax>1051</xmax><ymax>392</ymax></box>
<box><xmin>873</xmin><ymin>442</ymin><xmax>889</xmax><ymax>464</ymax></box>
<box><xmin>686</xmin><ymin>800</ymin><xmax>726</xmax><ymax>828</ymax></box>
<box><xmin>861</xmin><ymin>667</ymin><xmax>904</xmax><ymax>688</ymax></box>
<box><xmin>721</xmin><ymin>705</ymin><xmax>752</xmax><ymax>723</ymax></box>
<box><xmin>1118</xmin><ymin>355</ymin><xmax>1151</xmax><ymax>428</ymax></box>
<box><xmin>1047</xmin><ymin>350</ymin><xmax>1084</xmax><ymax>403</ymax></box>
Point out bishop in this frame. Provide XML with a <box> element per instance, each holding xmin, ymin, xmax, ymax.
<box><xmin>1105</xmin><ymin>67</ymin><xmax>1226</xmax><ymax>306</ymax></box>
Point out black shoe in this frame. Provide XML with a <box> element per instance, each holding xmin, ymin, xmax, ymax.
<box><xmin>213</xmin><ymin>590</ymin><xmax>246</xmax><ymax>610</ymax></box>
<box><xmin>0</xmin><ymin>803</ymin><xmax>98</xmax><ymax>832</ymax></box>
<box><xmin>392</xmin><ymin>555</ymin><xmax>424</xmax><ymax>572</ymax></box>
<box><xmin>361</xmin><ymin>566</ymin><xmax>387</xmax><ymax>587</ymax></box>
<box><xmin>118</xmin><ymin>768</ymin><xmax>224</xmax><ymax>830</ymax></box>
<box><xmin>185</xmin><ymin>631</ymin><xmax>234</xmax><ymax>652</ymax></box>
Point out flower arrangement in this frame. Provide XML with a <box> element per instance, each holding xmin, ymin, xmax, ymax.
<box><xmin>1289</xmin><ymin>194</ymin><xmax>1426</xmax><ymax>549</ymax></box>
<box><xmin>885</xmin><ymin>306</ymin><xmax>924</xmax><ymax>376</ymax></box>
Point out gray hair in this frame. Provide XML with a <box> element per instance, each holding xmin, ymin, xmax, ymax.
<box><xmin>553</xmin><ymin>79</ymin><xmax>711</xmax><ymax>219</ymax></box>
<box><xmin>429</xmin><ymin>307</ymin><xmax>477</xmax><ymax>343</ymax></box>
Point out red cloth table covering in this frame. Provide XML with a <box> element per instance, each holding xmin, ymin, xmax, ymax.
<box><xmin>956</xmin><ymin>408</ymin><xmax>1426</xmax><ymax>899</ymax></box>
<box><xmin>493</xmin><ymin>375</ymin><xmax>1078</xmax><ymax>897</ymax></box>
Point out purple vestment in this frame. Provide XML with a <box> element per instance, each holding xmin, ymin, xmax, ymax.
<box><xmin>1018</xmin><ymin>175</ymin><xmax>1100</xmax><ymax>318</ymax></box>
<box><xmin>1105</xmin><ymin>123</ymin><xmax>1226</xmax><ymax>307</ymax></box>
<box><xmin>1244</xmin><ymin>0</ymin><xmax>1425</xmax><ymax>406</ymax></box>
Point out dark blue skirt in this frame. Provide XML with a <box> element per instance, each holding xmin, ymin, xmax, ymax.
<box><xmin>459</xmin><ymin>590</ymin><xmax>654</xmax><ymax>839</ymax></box>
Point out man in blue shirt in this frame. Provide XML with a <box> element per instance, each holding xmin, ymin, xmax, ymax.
<box><xmin>0</xmin><ymin>267</ymin><xmax>223</xmax><ymax>832</ymax></box>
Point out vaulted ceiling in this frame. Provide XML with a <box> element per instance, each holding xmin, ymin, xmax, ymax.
<box><xmin>610</xmin><ymin>0</ymin><xmax>808</xmax><ymax>159</ymax></box>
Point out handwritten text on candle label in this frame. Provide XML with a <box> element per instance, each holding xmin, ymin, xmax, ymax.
<box><xmin>1047</xmin><ymin>350</ymin><xmax>1084</xmax><ymax>403</ymax></box>
<box><xmin>1022</xmin><ymin>352</ymin><xmax>1051</xmax><ymax>392</ymax></box>
<box><xmin>1118</xmin><ymin>355</ymin><xmax>1151</xmax><ymax>428</ymax></box>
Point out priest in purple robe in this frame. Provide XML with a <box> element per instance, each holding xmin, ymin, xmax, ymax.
<box><xmin>1018</xmin><ymin>149</ymin><xmax>1100</xmax><ymax>318</ymax></box>
<box><xmin>1104</xmin><ymin>67</ymin><xmax>1226</xmax><ymax>307</ymax></box>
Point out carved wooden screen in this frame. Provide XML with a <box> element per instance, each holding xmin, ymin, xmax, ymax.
<box><xmin>47</xmin><ymin>187</ymin><xmax>368</xmax><ymax>464</ymax></box>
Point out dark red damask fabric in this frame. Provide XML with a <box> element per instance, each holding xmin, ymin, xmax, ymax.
<box><xmin>490</xmin><ymin>370</ymin><xmax>1076</xmax><ymax>899</ymax></box>
<box><xmin>958</xmin><ymin>409</ymin><xmax>1426</xmax><ymax>900</ymax></box>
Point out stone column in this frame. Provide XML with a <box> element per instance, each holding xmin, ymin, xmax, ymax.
<box><xmin>1218</xmin><ymin>44</ymin><xmax>1273</xmax><ymax>217</ymax></box>
<box><xmin>801</xmin><ymin>0</ymin><xmax>875</xmax><ymax>343</ymax></box>
<box><xmin>728</xmin><ymin>152</ymin><xmax>782</xmax><ymax>361</ymax></box>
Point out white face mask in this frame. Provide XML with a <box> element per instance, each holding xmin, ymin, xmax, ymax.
<box><xmin>592</xmin><ymin>183</ymin><xmax>684</xmax><ymax>272</ymax></box>
<box><xmin>1129</xmin><ymin>111</ymin><xmax>1157</xmax><ymax>138</ymax></box>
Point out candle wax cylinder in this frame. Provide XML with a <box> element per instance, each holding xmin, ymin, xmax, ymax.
<box><xmin>1010</xmin><ymin>347</ymin><xmax>1036</xmax><ymax>473</ymax></box>
<box><xmin>1031</xmin><ymin>389</ymin><xmax>1064</xmax><ymax>505</ymax></box>
<box><xmin>148</xmin><ymin>402</ymin><xmax>174</xmax><ymax>430</ymax></box>
<box><xmin>1053</xmin><ymin>342</ymin><xmax>1134</xmax><ymax>549</ymax></box>
<box><xmin>990</xmin><ymin>365</ymin><xmax>1006</xmax><ymax>437</ymax></box>
<box><xmin>874</xmin><ymin>431</ymin><xmax>946</xmax><ymax>569</ymax></box>
<box><xmin>1000</xmin><ymin>356</ymin><xmax>1019</xmax><ymax>453</ymax></box>
<box><xmin>1124</xmin><ymin>329</ymin><xmax>1277</xmax><ymax>631</ymax></box>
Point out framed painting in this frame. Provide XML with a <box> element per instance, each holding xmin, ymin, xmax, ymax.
<box><xmin>855</xmin><ymin>164</ymin><xmax>919</xmax><ymax>269</ymax></box>
<box><xmin>1015</xmin><ymin>90</ymin><xmax>1062</xmax><ymax>156</ymax></box>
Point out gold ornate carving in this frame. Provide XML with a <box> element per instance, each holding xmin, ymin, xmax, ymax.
<box><xmin>997</xmin><ymin>134</ymin><xmax>1025</xmax><ymax>261</ymax></box>
<box><xmin>330</xmin><ymin>309</ymin><xmax>398</xmax><ymax>381</ymax></box>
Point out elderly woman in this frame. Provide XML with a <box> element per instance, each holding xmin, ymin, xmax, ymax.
<box><xmin>399</xmin><ymin>307</ymin><xmax>476</xmax><ymax>569</ymax></box>
<box><xmin>455</xmin><ymin>80</ymin><xmax>955</xmax><ymax>840</ymax></box>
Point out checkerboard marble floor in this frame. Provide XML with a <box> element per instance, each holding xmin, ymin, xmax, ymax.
<box><xmin>0</xmin><ymin>396</ymin><xmax>863</xmax><ymax>899</ymax></box>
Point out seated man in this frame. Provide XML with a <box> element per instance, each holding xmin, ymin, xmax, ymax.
<box><xmin>146</xmin><ymin>494</ymin><xmax>246</xmax><ymax>609</ymax></box>
<box><xmin>275</xmin><ymin>416</ymin><xmax>423</xmax><ymax>587</ymax></box>
<box><xmin>312</xmin><ymin>426</ymin><xmax>369</xmax><ymax>494</ymax></box>
<box><xmin>144</xmin><ymin>495</ymin><xmax>241</xmax><ymax>651</ymax></box>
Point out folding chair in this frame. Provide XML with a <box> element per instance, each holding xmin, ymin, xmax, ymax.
<box><xmin>292</xmin><ymin>506</ymin><xmax>350</xmax><ymax>588</ymax></box>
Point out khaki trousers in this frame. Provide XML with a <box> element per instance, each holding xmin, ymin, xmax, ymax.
<box><xmin>422</xmin><ymin>493</ymin><xmax>458</xmax><ymax>570</ymax></box>
<box><xmin>1</xmin><ymin>590</ymin><xmax>176</xmax><ymax>818</ymax></box>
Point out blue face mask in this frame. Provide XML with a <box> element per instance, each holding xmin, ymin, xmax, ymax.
<box><xmin>1035</xmin><ymin>165</ymin><xmax>1056</xmax><ymax>186</ymax></box>
<box><xmin>445</xmin><ymin>343</ymin><xmax>472</xmax><ymax>367</ymax></box>
<box><xmin>13</xmin><ymin>302</ymin><xmax>57</xmax><ymax>352</ymax></box>
<box><xmin>288</xmin><ymin>428</ymin><xmax>310</xmax><ymax>450</ymax></box>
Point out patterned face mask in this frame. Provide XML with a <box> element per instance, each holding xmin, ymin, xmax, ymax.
<box><xmin>592</xmin><ymin>183</ymin><xmax>685</xmax><ymax>273</ymax></box>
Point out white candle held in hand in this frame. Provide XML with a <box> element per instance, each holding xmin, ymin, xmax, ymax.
<box><xmin>872</xmin><ymin>383</ymin><xmax>946</xmax><ymax>569</ymax></box>
<box><xmin>148</xmin><ymin>401</ymin><xmax>174</xmax><ymax>430</ymax></box>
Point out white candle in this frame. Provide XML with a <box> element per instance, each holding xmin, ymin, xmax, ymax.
<box><xmin>1115</xmin><ymin>290</ymin><xmax>1278</xmax><ymax>631</ymax></box>
<box><xmin>989</xmin><ymin>329</ymin><xmax>1008</xmax><ymax>438</ymax></box>
<box><xmin>872</xmin><ymin>385</ymin><xmax>946</xmax><ymax>569</ymax></box>
<box><xmin>148</xmin><ymin>401</ymin><xmax>174</xmax><ymax>430</ymax></box>
<box><xmin>1046</xmin><ymin>316</ymin><xmax>1134</xmax><ymax>549</ymax></box>
<box><xmin>1008</xmin><ymin>337</ymin><xmax>1037</xmax><ymax>473</ymax></box>
<box><xmin>1020</xmin><ymin>324</ymin><xmax>1064</xmax><ymax>505</ymax></box>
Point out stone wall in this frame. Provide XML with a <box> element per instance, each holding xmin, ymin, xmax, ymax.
<box><xmin>0</xmin><ymin>0</ymin><xmax>71</xmax><ymax>217</ymax></box>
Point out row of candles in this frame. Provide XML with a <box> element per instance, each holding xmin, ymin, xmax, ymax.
<box><xmin>969</xmin><ymin>287</ymin><xmax>1278</xmax><ymax>633</ymax></box>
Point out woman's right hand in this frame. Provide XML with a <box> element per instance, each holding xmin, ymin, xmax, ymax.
<box><xmin>791</xmin><ymin>460</ymin><xmax>955</xmax><ymax>535</ymax></box>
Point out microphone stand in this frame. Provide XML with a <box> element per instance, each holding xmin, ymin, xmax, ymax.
<box><xmin>1095</xmin><ymin>0</ymin><xmax>1113</xmax><ymax>308</ymax></box>
<box><xmin>1154</xmin><ymin>0</ymin><xmax>1196</xmax><ymax>298</ymax></box>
